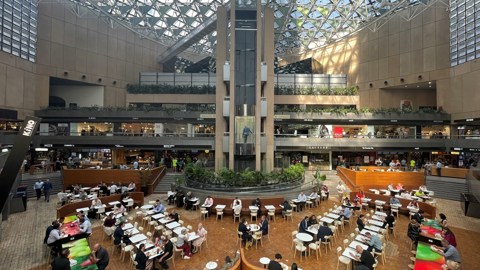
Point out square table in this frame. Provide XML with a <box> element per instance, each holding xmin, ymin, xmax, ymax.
<box><xmin>326</xmin><ymin>213</ymin><xmax>340</xmax><ymax>219</ymax></box>
<box><xmin>364</xmin><ymin>225</ymin><xmax>381</xmax><ymax>233</ymax></box>
<box><xmin>141</xmin><ymin>204</ymin><xmax>153</xmax><ymax>210</ymax></box>
<box><xmin>146</xmin><ymin>247</ymin><xmax>164</xmax><ymax>259</ymax></box>
<box><xmin>215</xmin><ymin>204</ymin><xmax>226</xmax><ymax>210</ymax></box>
<box><xmin>264</xmin><ymin>205</ymin><xmax>276</xmax><ymax>211</ymax></box>
<box><xmin>129</xmin><ymin>233</ymin><xmax>147</xmax><ymax>243</ymax></box>
<box><xmin>173</xmin><ymin>226</ymin><xmax>187</xmax><ymax>235</ymax></box>
<box><xmin>348</xmin><ymin>240</ymin><xmax>368</xmax><ymax>250</ymax></box>
<box><xmin>374</xmin><ymin>200</ymin><xmax>386</xmax><ymax>205</ymax></box>
<box><xmin>166</xmin><ymin>221</ymin><xmax>181</xmax><ymax>230</ymax></box>
<box><xmin>319</xmin><ymin>217</ymin><xmax>335</xmax><ymax>224</ymax></box>
<box><xmin>188</xmin><ymin>232</ymin><xmax>200</xmax><ymax>242</ymax></box>
<box><xmin>136</xmin><ymin>241</ymin><xmax>155</xmax><ymax>251</ymax></box>
<box><xmin>108</xmin><ymin>201</ymin><xmax>120</xmax><ymax>206</ymax></box>
<box><xmin>368</xmin><ymin>219</ymin><xmax>385</xmax><ymax>227</ymax></box>
<box><xmin>371</xmin><ymin>215</ymin><xmax>383</xmax><ymax>222</ymax></box>
<box><xmin>122</xmin><ymin>198</ymin><xmax>133</xmax><ymax>203</ymax></box>
<box><xmin>249</xmin><ymin>206</ymin><xmax>259</xmax><ymax>211</ymax></box>
<box><xmin>355</xmin><ymin>234</ymin><xmax>366</xmax><ymax>242</ymax></box>
<box><xmin>307</xmin><ymin>225</ymin><xmax>319</xmax><ymax>235</ymax></box>
<box><xmin>158</xmin><ymin>218</ymin><xmax>173</xmax><ymax>224</ymax></box>
<box><xmin>123</xmin><ymin>223</ymin><xmax>134</xmax><ymax>230</ymax></box>
<box><xmin>76</xmin><ymin>207</ymin><xmax>90</xmax><ymax>213</ymax></box>
<box><xmin>342</xmin><ymin>247</ymin><xmax>359</xmax><ymax>260</ymax></box>
<box><xmin>374</xmin><ymin>211</ymin><xmax>387</xmax><ymax>217</ymax></box>
<box><xmin>360</xmin><ymin>229</ymin><xmax>377</xmax><ymax>236</ymax></box>
<box><xmin>151</xmin><ymin>213</ymin><xmax>165</xmax><ymax>220</ymax></box>
<box><xmin>125</xmin><ymin>227</ymin><xmax>139</xmax><ymax>236</ymax></box>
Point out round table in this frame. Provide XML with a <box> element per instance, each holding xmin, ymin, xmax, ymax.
<box><xmin>296</xmin><ymin>232</ymin><xmax>313</xmax><ymax>242</ymax></box>
<box><xmin>248</xmin><ymin>224</ymin><xmax>260</xmax><ymax>232</ymax></box>
<box><xmin>141</xmin><ymin>204</ymin><xmax>153</xmax><ymax>210</ymax></box>
<box><xmin>205</xmin><ymin>261</ymin><xmax>218</xmax><ymax>270</ymax></box>
<box><xmin>259</xmin><ymin>257</ymin><xmax>270</xmax><ymax>268</ymax></box>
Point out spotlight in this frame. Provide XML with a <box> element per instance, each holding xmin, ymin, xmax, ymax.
<box><xmin>63</xmin><ymin>71</ymin><xmax>68</xmax><ymax>76</ymax></box>
<box><xmin>400</xmin><ymin>78</ymin><xmax>404</xmax><ymax>83</ymax></box>
<box><xmin>82</xmin><ymin>75</ymin><xmax>86</xmax><ymax>79</ymax></box>
<box><xmin>98</xmin><ymin>78</ymin><xmax>102</xmax><ymax>82</ymax></box>
<box><xmin>418</xmin><ymin>75</ymin><xmax>422</xmax><ymax>80</ymax></box>
<box><xmin>113</xmin><ymin>81</ymin><xmax>117</xmax><ymax>85</ymax></box>
<box><xmin>384</xmin><ymin>81</ymin><xmax>388</xmax><ymax>86</ymax></box>
<box><xmin>369</xmin><ymin>83</ymin><xmax>373</xmax><ymax>88</ymax></box>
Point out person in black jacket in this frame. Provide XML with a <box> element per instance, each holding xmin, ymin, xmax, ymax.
<box><xmin>51</xmin><ymin>249</ymin><xmax>71</xmax><ymax>270</ymax></box>
<box><xmin>351</xmin><ymin>245</ymin><xmax>376</xmax><ymax>270</ymax></box>
<box><xmin>383</xmin><ymin>210</ymin><xmax>395</xmax><ymax>230</ymax></box>
<box><xmin>158</xmin><ymin>238</ymin><xmax>173</xmax><ymax>270</ymax></box>
<box><xmin>113</xmin><ymin>223</ymin><xmax>132</xmax><ymax>246</ymax></box>
<box><xmin>44</xmin><ymin>220</ymin><xmax>58</xmax><ymax>244</ymax></box>
<box><xmin>135</xmin><ymin>243</ymin><xmax>148</xmax><ymax>270</ymax></box>
<box><xmin>357</xmin><ymin>214</ymin><xmax>366</xmax><ymax>231</ymax></box>
<box><xmin>238</xmin><ymin>218</ymin><xmax>253</xmax><ymax>249</ymax></box>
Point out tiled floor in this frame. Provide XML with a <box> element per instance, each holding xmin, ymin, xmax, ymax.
<box><xmin>2</xmin><ymin>193</ymin><xmax>480</xmax><ymax>270</ymax></box>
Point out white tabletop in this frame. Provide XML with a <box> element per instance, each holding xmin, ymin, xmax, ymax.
<box><xmin>105</xmin><ymin>211</ymin><xmax>123</xmax><ymax>219</ymax></box>
<box><xmin>320</xmin><ymin>217</ymin><xmax>335</xmax><ymax>224</ymax></box>
<box><xmin>108</xmin><ymin>201</ymin><xmax>120</xmax><ymax>206</ymax></box>
<box><xmin>375</xmin><ymin>200</ymin><xmax>386</xmax><ymax>205</ymax></box>
<box><xmin>307</xmin><ymin>225</ymin><xmax>318</xmax><ymax>235</ymax></box>
<box><xmin>166</xmin><ymin>221</ymin><xmax>181</xmax><ymax>230</ymax></box>
<box><xmin>205</xmin><ymin>262</ymin><xmax>218</xmax><ymax>270</ymax></box>
<box><xmin>188</xmin><ymin>232</ymin><xmax>200</xmax><ymax>242</ymax></box>
<box><xmin>264</xmin><ymin>205</ymin><xmax>276</xmax><ymax>210</ymax></box>
<box><xmin>215</xmin><ymin>204</ymin><xmax>226</xmax><ymax>209</ymax></box>
<box><xmin>407</xmin><ymin>206</ymin><xmax>419</xmax><ymax>212</ymax></box>
<box><xmin>364</xmin><ymin>225</ymin><xmax>381</xmax><ymax>233</ymax></box>
<box><xmin>90</xmin><ymin>187</ymin><xmax>100</xmax><ymax>191</ymax></box>
<box><xmin>389</xmin><ymin>189</ymin><xmax>400</xmax><ymax>192</ymax></box>
<box><xmin>368</xmin><ymin>219</ymin><xmax>384</xmax><ymax>227</ymax></box>
<box><xmin>369</xmin><ymin>189</ymin><xmax>379</xmax><ymax>192</ymax></box>
<box><xmin>129</xmin><ymin>233</ymin><xmax>147</xmax><ymax>243</ymax></box>
<box><xmin>249</xmin><ymin>206</ymin><xmax>259</xmax><ymax>211</ymax></box>
<box><xmin>380</xmin><ymin>189</ymin><xmax>389</xmax><ymax>193</ymax></box>
<box><xmin>296</xmin><ymin>232</ymin><xmax>313</xmax><ymax>242</ymax></box>
<box><xmin>248</xmin><ymin>224</ymin><xmax>260</xmax><ymax>232</ymax></box>
<box><xmin>355</xmin><ymin>234</ymin><xmax>365</xmax><ymax>242</ymax></box>
<box><xmin>81</xmin><ymin>187</ymin><xmax>91</xmax><ymax>190</ymax></box>
<box><xmin>137</xmin><ymin>241</ymin><xmax>156</xmax><ymax>251</ymax></box>
<box><xmin>76</xmin><ymin>207</ymin><xmax>90</xmax><ymax>213</ymax></box>
<box><xmin>145</xmin><ymin>210</ymin><xmax>156</xmax><ymax>216</ymax></box>
<box><xmin>123</xmin><ymin>223</ymin><xmax>134</xmax><ymax>230</ymax></box>
<box><xmin>342</xmin><ymin>247</ymin><xmax>358</xmax><ymax>260</ymax></box>
<box><xmin>374</xmin><ymin>211</ymin><xmax>387</xmax><ymax>217</ymax></box>
<box><xmin>291</xmin><ymin>199</ymin><xmax>300</xmax><ymax>203</ymax></box>
<box><xmin>371</xmin><ymin>215</ymin><xmax>383</xmax><ymax>221</ymax></box>
<box><xmin>152</xmin><ymin>213</ymin><xmax>165</xmax><ymax>220</ymax></box>
<box><xmin>391</xmin><ymin>203</ymin><xmax>402</xmax><ymax>208</ymax></box>
<box><xmin>158</xmin><ymin>218</ymin><xmax>173</xmax><ymax>224</ymax></box>
<box><xmin>349</xmin><ymin>240</ymin><xmax>369</xmax><ymax>250</ymax></box>
<box><xmin>188</xmin><ymin>197</ymin><xmax>199</xmax><ymax>202</ymax></box>
<box><xmin>362</xmin><ymin>198</ymin><xmax>372</xmax><ymax>202</ymax></box>
<box><xmin>93</xmin><ymin>204</ymin><xmax>107</xmax><ymax>209</ymax></box>
<box><xmin>360</xmin><ymin>229</ymin><xmax>378</xmax><ymax>236</ymax></box>
<box><xmin>326</xmin><ymin>213</ymin><xmax>340</xmax><ymax>219</ymax></box>
<box><xmin>173</xmin><ymin>226</ymin><xmax>187</xmax><ymax>235</ymax></box>
<box><xmin>122</xmin><ymin>198</ymin><xmax>134</xmax><ymax>203</ymax></box>
<box><xmin>331</xmin><ymin>209</ymin><xmax>342</xmax><ymax>214</ymax></box>
<box><xmin>125</xmin><ymin>227</ymin><xmax>139</xmax><ymax>236</ymax></box>
<box><xmin>141</xmin><ymin>204</ymin><xmax>153</xmax><ymax>210</ymax></box>
<box><xmin>260</xmin><ymin>257</ymin><xmax>271</xmax><ymax>265</ymax></box>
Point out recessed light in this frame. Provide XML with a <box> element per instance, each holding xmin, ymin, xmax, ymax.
<box><xmin>417</xmin><ymin>85</ymin><xmax>420</xmax><ymax>87</ymax></box>
<box><xmin>405</xmin><ymin>85</ymin><xmax>408</xmax><ymax>88</ymax></box>
<box><xmin>428</xmin><ymin>81</ymin><xmax>432</xmax><ymax>84</ymax></box>
<box><xmin>429</xmin><ymin>86</ymin><xmax>432</xmax><ymax>87</ymax></box>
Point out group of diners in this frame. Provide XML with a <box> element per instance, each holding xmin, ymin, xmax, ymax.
<box><xmin>368</xmin><ymin>183</ymin><xmax>434</xmax><ymax>202</ymax></box>
<box><xmin>58</xmin><ymin>181</ymin><xmax>136</xmax><ymax>206</ymax></box>
<box><xmin>44</xmin><ymin>214</ymin><xmax>92</xmax><ymax>256</ymax></box>
<box><xmin>237</xmin><ymin>216</ymin><xmax>270</xmax><ymax>250</ymax></box>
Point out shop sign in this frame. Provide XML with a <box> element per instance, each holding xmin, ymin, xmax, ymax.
<box><xmin>306</xmin><ymin>146</ymin><xmax>330</xmax><ymax>150</ymax></box>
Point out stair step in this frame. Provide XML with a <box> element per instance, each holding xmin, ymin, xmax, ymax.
<box><xmin>154</xmin><ymin>173</ymin><xmax>181</xmax><ymax>194</ymax></box>
<box><xmin>425</xmin><ymin>176</ymin><xmax>468</xmax><ymax>201</ymax></box>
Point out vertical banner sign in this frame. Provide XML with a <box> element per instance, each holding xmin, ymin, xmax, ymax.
<box><xmin>0</xmin><ymin>116</ymin><xmax>41</xmax><ymax>212</ymax></box>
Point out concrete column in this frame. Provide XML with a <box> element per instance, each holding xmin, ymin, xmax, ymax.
<box><xmin>215</xmin><ymin>6</ymin><xmax>228</xmax><ymax>171</ymax></box>
<box><xmin>263</xmin><ymin>6</ymin><xmax>275</xmax><ymax>172</ymax></box>
<box><xmin>228</xmin><ymin>2</ymin><xmax>236</xmax><ymax>170</ymax></box>
<box><xmin>255</xmin><ymin>0</ymin><xmax>262</xmax><ymax>171</ymax></box>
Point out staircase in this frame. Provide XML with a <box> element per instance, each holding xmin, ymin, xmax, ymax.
<box><xmin>20</xmin><ymin>172</ymin><xmax>63</xmax><ymax>198</ymax></box>
<box><xmin>154</xmin><ymin>172</ymin><xmax>182</xmax><ymax>194</ymax></box>
<box><xmin>425</xmin><ymin>176</ymin><xmax>468</xmax><ymax>201</ymax></box>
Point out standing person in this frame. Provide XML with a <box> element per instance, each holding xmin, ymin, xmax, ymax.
<box><xmin>90</xmin><ymin>243</ymin><xmax>109</xmax><ymax>270</ymax></box>
<box><xmin>336</xmin><ymin>181</ymin><xmax>346</xmax><ymax>202</ymax></box>
<box><xmin>410</xmin><ymin>159</ymin><xmax>416</xmax><ymax>171</ymax></box>
<box><xmin>436</xmin><ymin>160</ymin><xmax>442</xmax><ymax>176</ymax></box>
<box><xmin>242</xmin><ymin>126</ymin><xmax>252</xmax><ymax>143</ymax></box>
<box><xmin>267</xmin><ymin>253</ymin><xmax>283</xmax><ymax>270</ymax></box>
<box><xmin>51</xmin><ymin>248</ymin><xmax>71</xmax><ymax>270</ymax></box>
<box><xmin>172</xmin><ymin>157</ymin><xmax>178</xmax><ymax>172</ymax></box>
<box><xmin>158</xmin><ymin>237</ymin><xmax>173</xmax><ymax>270</ymax></box>
<box><xmin>43</xmin><ymin>179</ymin><xmax>53</xmax><ymax>202</ymax></box>
<box><xmin>134</xmin><ymin>243</ymin><xmax>148</xmax><ymax>270</ymax></box>
<box><xmin>133</xmin><ymin>159</ymin><xmax>139</xmax><ymax>170</ymax></box>
<box><xmin>34</xmin><ymin>180</ymin><xmax>44</xmax><ymax>200</ymax></box>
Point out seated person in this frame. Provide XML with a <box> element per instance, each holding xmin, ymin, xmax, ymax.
<box><xmin>46</xmin><ymin>223</ymin><xmax>64</xmax><ymax>255</ymax></box>
<box><xmin>357</xmin><ymin>214</ymin><xmax>366</xmax><ymax>231</ymax></box>
<box><xmin>408</xmin><ymin>200</ymin><xmax>419</xmax><ymax>209</ymax></box>
<box><xmin>232</xmin><ymin>201</ymin><xmax>242</xmax><ymax>216</ymax></box>
<box><xmin>167</xmin><ymin>189</ymin><xmax>177</xmax><ymax>205</ymax></box>
<box><xmin>203</xmin><ymin>195</ymin><xmax>214</xmax><ymax>215</ymax></box>
<box><xmin>238</xmin><ymin>218</ymin><xmax>253</xmax><ymax>249</ymax></box>
<box><xmin>79</xmin><ymin>217</ymin><xmax>92</xmax><ymax>237</ymax></box>
<box><xmin>383</xmin><ymin>210</ymin><xmax>395</xmax><ymax>229</ymax></box>
<box><xmin>307</xmin><ymin>215</ymin><xmax>318</xmax><ymax>226</ymax></box>
<box><xmin>390</xmin><ymin>195</ymin><xmax>401</xmax><ymax>206</ymax></box>
<box><xmin>433</xmin><ymin>239</ymin><xmax>461</xmax><ymax>270</ymax></box>
<box><xmin>298</xmin><ymin>216</ymin><xmax>309</xmax><ymax>233</ymax></box>
<box><xmin>442</xmin><ymin>227</ymin><xmax>457</xmax><ymax>247</ymax></box>
<box><xmin>343</xmin><ymin>197</ymin><xmax>351</xmax><ymax>206</ymax></box>
<box><xmin>219</xmin><ymin>251</ymin><xmax>241</xmax><ymax>270</ymax></box>
<box><xmin>341</xmin><ymin>206</ymin><xmax>352</xmax><ymax>220</ymax></box>
<box><xmin>232</xmin><ymin>197</ymin><xmax>242</xmax><ymax>208</ymax></box>
<box><xmin>91</xmin><ymin>197</ymin><xmax>102</xmax><ymax>209</ymax></box>
<box><xmin>408</xmin><ymin>219</ymin><xmax>421</xmax><ymax>249</ymax></box>
<box><xmin>79</xmin><ymin>190</ymin><xmax>88</xmax><ymax>200</ymax></box>
<box><xmin>251</xmin><ymin>198</ymin><xmax>262</xmax><ymax>216</ymax></box>
<box><xmin>185</xmin><ymin>191</ymin><xmax>195</xmax><ymax>210</ymax></box>
<box><xmin>396</xmin><ymin>183</ymin><xmax>404</xmax><ymax>191</ymax></box>
<box><xmin>309</xmin><ymin>190</ymin><xmax>319</xmax><ymax>206</ymax></box>
<box><xmin>351</xmin><ymin>245</ymin><xmax>376</xmax><ymax>270</ymax></box>
<box><xmin>387</xmin><ymin>183</ymin><xmax>394</xmax><ymax>190</ymax></box>
<box><xmin>259</xmin><ymin>215</ymin><xmax>269</xmax><ymax>235</ymax></box>
<box><xmin>113</xmin><ymin>203</ymin><xmax>126</xmax><ymax>215</ymax></box>
<box><xmin>363</xmin><ymin>232</ymin><xmax>382</xmax><ymax>252</ymax></box>
<box><xmin>176</xmin><ymin>228</ymin><xmax>193</xmax><ymax>259</ymax></box>
<box><xmin>412</xmin><ymin>209</ymin><xmax>425</xmax><ymax>224</ymax></box>
<box><xmin>153</xmin><ymin>200</ymin><xmax>165</xmax><ymax>214</ymax></box>
<box><xmin>297</xmin><ymin>192</ymin><xmax>307</xmax><ymax>211</ymax></box>
<box><xmin>103</xmin><ymin>213</ymin><xmax>116</xmax><ymax>235</ymax></box>
<box><xmin>414</xmin><ymin>190</ymin><xmax>426</xmax><ymax>197</ymax></box>
<box><xmin>127</xmin><ymin>181</ymin><xmax>136</xmax><ymax>191</ymax></box>
<box><xmin>321</xmin><ymin>185</ymin><xmax>329</xmax><ymax>200</ymax></box>
<box><xmin>317</xmin><ymin>222</ymin><xmax>333</xmax><ymax>242</ymax></box>
<box><xmin>281</xmin><ymin>200</ymin><xmax>292</xmax><ymax>218</ymax></box>
<box><xmin>419</xmin><ymin>185</ymin><xmax>428</xmax><ymax>192</ymax></box>
<box><xmin>168</xmin><ymin>210</ymin><xmax>179</xmax><ymax>222</ymax></box>
<box><xmin>175</xmin><ymin>190</ymin><xmax>185</xmax><ymax>208</ymax></box>
<box><xmin>113</xmin><ymin>223</ymin><xmax>132</xmax><ymax>246</ymax></box>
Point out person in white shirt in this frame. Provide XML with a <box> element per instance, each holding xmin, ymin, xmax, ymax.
<box><xmin>233</xmin><ymin>201</ymin><xmax>242</xmax><ymax>216</ymax></box>
<box><xmin>128</xmin><ymin>182</ymin><xmax>136</xmax><ymax>191</ymax></box>
<box><xmin>204</xmin><ymin>195</ymin><xmax>214</xmax><ymax>215</ymax></box>
<box><xmin>387</xmin><ymin>184</ymin><xmax>394</xmax><ymax>191</ymax></box>
<box><xmin>91</xmin><ymin>197</ymin><xmax>102</xmax><ymax>209</ymax></box>
<box><xmin>297</xmin><ymin>192</ymin><xmax>307</xmax><ymax>211</ymax></box>
<box><xmin>113</xmin><ymin>203</ymin><xmax>126</xmax><ymax>215</ymax></box>
<box><xmin>309</xmin><ymin>190</ymin><xmax>319</xmax><ymax>207</ymax></box>
<box><xmin>47</xmin><ymin>223</ymin><xmax>63</xmax><ymax>245</ymax></box>
<box><xmin>337</xmin><ymin>181</ymin><xmax>346</xmax><ymax>202</ymax></box>
<box><xmin>109</xmin><ymin>183</ymin><xmax>118</xmax><ymax>195</ymax></box>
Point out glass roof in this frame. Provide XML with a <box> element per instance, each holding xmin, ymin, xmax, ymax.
<box><xmin>73</xmin><ymin>0</ymin><xmax>430</xmax><ymax>57</ymax></box>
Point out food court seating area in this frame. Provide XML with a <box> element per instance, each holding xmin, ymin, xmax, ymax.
<box><xmin>210</xmin><ymin>197</ymin><xmax>285</xmax><ymax>216</ymax></box>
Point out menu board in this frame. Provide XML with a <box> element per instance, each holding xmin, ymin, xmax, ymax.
<box><xmin>414</xmin><ymin>242</ymin><xmax>445</xmax><ymax>270</ymax></box>
<box><xmin>62</xmin><ymin>238</ymin><xmax>98</xmax><ymax>270</ymax></box>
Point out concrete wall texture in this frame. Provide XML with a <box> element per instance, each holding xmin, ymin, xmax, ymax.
<box><xmin>0</xmin><ymin>2</ymin><xmax>478</xmax><ymax>121</ymax></box>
